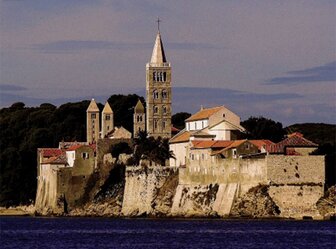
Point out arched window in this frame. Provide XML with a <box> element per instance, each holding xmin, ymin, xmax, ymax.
<box><xmin>153</xmin><ymin>90</ymin><xmax>159</xmax><ymax>99</ymax></box>
<box><xmin>163</xmin><ymin>106</ymin><xmax>167</xmax><ymax>114</ymax></box>
<box><xmin>137</xmin><ymin>116</ymin><xmax>140</xmax><ymax>122</ymax></box>
<box><xmin>162</xmin><ymin>90</ymin><xmax>168</xmax><ymax>99</ymax></box>
<box><xmin>154</xmin><ymin>120</ymin><xmax>158</xmax><ymax>130</ymax></box>
<box><xmin>153</xmin><ymin>72</ymin><xmax>156</xmax><ymax>81</ymax></box>
<box><xmin>153</xmin><ymin>106</ymin><xmax>159</xmax><ymax>114</ymax></box>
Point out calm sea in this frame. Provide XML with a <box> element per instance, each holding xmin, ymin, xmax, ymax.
<box><xmin>0</xmin><ymin>217</ymin><xmax>335</xmax><ymax>249</ymax></box>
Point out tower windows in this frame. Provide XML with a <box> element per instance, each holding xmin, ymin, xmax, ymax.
<box><xmin>91</xmin><ymin>113</ymin><xmax>96</xmax><ymax>119</ymax></box>
<box><xmin>105</xmin><ymin>115</ymin><xmax>110</xmax><ymax>120</ymax></box>
<box><xmin>163</xmin><ymin>106</ymin><xmax>167</xmax><ymax>114</ymax></box>
<box><xmin>153</xmin><ymin>90</ymin><xmax>159</xmax><ymax>99</ymax></box>
<box><xmin>154</xmin><ymin>106</ymin><xmax>159</xmax><ymax>114</ymax></box>
<box><xmin>154</xmin><ymin>120</ymin><xmax>158</xmax><ymax>130</ymax></box>
<box><xmin>162</xmin><ymin>120</ymin><xmax>166</xmax><ymax>129</ymax></box>
<box><xmin>162</xmin><ymin>90</ymin><xmax>168</xmax><ymax>99</ymax></box>
<box><xmin>153</xmin><ymin>71</ymin><xmax>167</xmax><ymax>82</ymax></box>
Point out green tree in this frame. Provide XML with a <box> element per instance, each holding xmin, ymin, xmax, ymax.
<box><xmin>241</xmin><ymin>116</ymin><xmax>285</xmax><ymax>142</ymax></box>
<box><xmin>172</xmin><ymin>112</ymin><xmax>191</xmax><ymax>130</ymax></box>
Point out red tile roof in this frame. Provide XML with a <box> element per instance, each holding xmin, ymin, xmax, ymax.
<box><xmin>269</xmin><ymin>134</ymin><xmax>318</xmax><ymax>154</ymax></box>
<box><xmin>169</xmin><ymin>130</ymin><xmax>191</xmax><ymax>143</ymax></box>
<box><xmin>66</xmin><ymin>144</ymin><xmax>83</xmax><ymax>151</ymax></box>
<box><xmin>171</xmin><ymin>126</ymin><xmax>180</xmax><ymax>132</ymax></box>
<box><xmin>191</xmin><ymin>140</ymin><xmax>233</xmax><ymax>149</ymax></box>
<box><xmin>185</xmin><ymin>106</ymin><xmax>222</xmax><ymax>122</ymax></box>
<box><xmin>249</xmin><ymin>140</ymin><xmax>274</xmax><ymax>152</ymax></box>
<box><xmin>39</xmin><ymin>148</ymin><xmax>63</xmax><ymax>158</ymax></box>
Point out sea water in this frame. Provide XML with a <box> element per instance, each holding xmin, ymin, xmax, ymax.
<box><xmin>1</xmin><ymin>217</ymin><xmax>335</xmax><ymax>249</ymax></box>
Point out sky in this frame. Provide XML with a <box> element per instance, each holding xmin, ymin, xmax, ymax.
<box><xmin>0</xmin><ymin>0</ymin><xmax>335</xmax><ymax>125</ymax></box>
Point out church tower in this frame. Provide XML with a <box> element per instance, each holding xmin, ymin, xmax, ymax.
<box><xmin>101</xmin><ymin>102</ymin><xmax>113</xmax><ymax>138</ymax></box>
<box><xmin>146</xmin><ymin>24</ymin><xmax>172</xmax><ymax>139</ymax></box>
<box><xmin>86</xmin><ymin>99</ymin><xmax>100</xmax><ymax>144</ymax></box>
<box><xmin>133</xmin><ymin>99</ymin><xmax>145</xmax><ymax>137</ymax></box>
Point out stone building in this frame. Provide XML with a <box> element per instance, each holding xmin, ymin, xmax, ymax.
<box><xmin>86</xmin><ymin>99</ymin><xmax>100</xmax><ymax>144</ymax></box>
<box><xmin>146</xmin><ymin>30</ymin><xmax>172</xmax><ymax>139</ymax></box>
<box><xmin>169</xmin><ymin>105</ymin><xmax>245</xmax><ymax>167</ymax></box>
<box><xmin>101</xmin><ymin>102</ymin><xmax>114</xmax><ymax>138</ymax></box>
<box><xmin>133</xmin><ymin>99</ymin><xmax>146</xmax><ymax>137</ymax></box>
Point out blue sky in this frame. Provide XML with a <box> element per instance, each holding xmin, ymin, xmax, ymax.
<box><xmin>0</xmin><ymin>0</ymin><xmax>335</xmax><ymax>125</ymax></box>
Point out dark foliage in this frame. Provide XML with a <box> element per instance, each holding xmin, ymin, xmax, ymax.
<box><xmin>241</xmin><ymin>116</ymin><xmax>286</xmax><ymax>142</ymax></box>
<box><xmin>107</xmin><ymin>94</ymin><xmax>145</xmax><ymax>134</ymax></box>
<box><xmin>172</xmin><ymin>112</ymin><xmax>191</xmax><ymax>130</ymax></box>
<box><xmin>110</xmin><ymin>142</ymin><xmax>132</xmax><ymax>158</ymax></box>
<box><xmin>131</xmin><ymin>131</ymin><xmax>174</xmax><ymax>165</ymax></box>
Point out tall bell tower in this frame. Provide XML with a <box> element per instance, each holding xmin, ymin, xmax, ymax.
<box><xmin>146</xmin><ymin>20</ymin><xmax>172</xmax><ymax>139</ymax></box>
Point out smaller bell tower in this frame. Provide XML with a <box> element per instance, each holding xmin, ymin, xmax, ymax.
<box><xmin>86</xmin><ymin>99</ymin><xmax>100</xmax><ymax>144</ymax></box>
<box><xmin>101</xmin><ymin>102</ymin><xmax>113</xmax><ymax>138</ymax></box>
<box><xmin>133</xmin><ymin>100</ymin><xmax>145</xmax><ymax>137</ymax></box>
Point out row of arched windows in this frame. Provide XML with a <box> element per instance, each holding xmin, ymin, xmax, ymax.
<box><xmin>153</xmin><ymin>72</ymin><xmax>167</xmax><ymax>82</ymax></box>
<box><xmin>154</xmin><ymin>120</ymin><xmax>167</xmax><ymax>130</ymax></box>
<box><xmin>153</xmin><ymin>89</ymin><xmax>168</xmax><ymax>99</ymax></box>
<box><xmin>153</xmin><ymin>105</ymin><xmax>168</xmax><ymax>114</ymax></box>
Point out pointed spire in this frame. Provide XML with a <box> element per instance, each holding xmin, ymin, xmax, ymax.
<box><xmin>134</xmin><ymin>99</ymin><xmax>145</xmax><ymax>113</ymax></box>
<box><xmin>87</xmin><ymin>98</ymin><xmax>99</xmax><ymax>112</ymax></box>
<box><xmin>150</xmin><ymin>32</ymin><xmax>167</xmax><ymax>64</ymax></box>
<box><xmin>102</xmin><ymin>101</ymin><xmax>113</xmax><ymax>114</ymax></box>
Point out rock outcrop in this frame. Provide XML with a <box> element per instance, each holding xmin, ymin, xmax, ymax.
<box><xmin>231</xmin><ymin>185</ymin><xmax>280</xmax><ymax>218</ymax></box>
<box><xmin>317</xmin><ymin>186</ymin><xmax>336</xmax><ymax>219</ymax></box>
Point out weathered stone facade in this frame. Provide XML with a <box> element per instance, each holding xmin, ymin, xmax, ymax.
<box><xmin>146</xmin><ymin>32</ymin><xmax>172</xmax><ymax>139</ymax></box>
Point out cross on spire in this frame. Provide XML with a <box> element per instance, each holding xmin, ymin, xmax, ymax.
<box><xmin>157</xmin><ymin>17</ymin><xmax>161</xmax><ymax>32</ymax></box>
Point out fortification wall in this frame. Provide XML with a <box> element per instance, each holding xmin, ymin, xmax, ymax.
<box><xmin>266</xmin><ymin>155</ymin><xmax>325</xmax><ymax>219</ymax></box>
<box><xmin>122</xmin><ymin>163</ymin><xmax>177</xmax><ymax>216</ymax></box>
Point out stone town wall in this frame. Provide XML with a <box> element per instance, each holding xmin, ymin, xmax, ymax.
<box><xmin>121</xmin><ymin>163</ymin><xmax>177</xmax><ymax>216</ymax></box>
<box><xmin>266</xmin><ymin>155</ymin><xmax>325</xmax><ymax>219</ymax></box>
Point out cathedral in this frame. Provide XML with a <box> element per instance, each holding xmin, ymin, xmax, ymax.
<box><xmin>86</xmin><ymin>27</ymin><xmax>172</xmax><ymax>143</ymax></box>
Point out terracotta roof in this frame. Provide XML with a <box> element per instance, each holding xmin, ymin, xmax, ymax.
<box><xmin>39</xmin><ymin>148</ymin><xmax>63</xmax><ymax>158</ymax></box>
<box><xmin>249</xmin><ymin>140</ymin><xmax>274</xmax><ymax>151</ymax></box>
<box><xmin>185</xmin><ymin>106</ymin><xmax>222</xmax><ymax>122</ymax></box>
<box><xmin>169</xmin><ymin>130</ymin><xmax>191</xmax><ymax>143</ymax></box>
<box><xmin>66</xmin><ymin>144</ymin><xmax>83</xmax><ymax>151</ymax></box>
<box><xmin>210</xmin><ymin>140</ymin><xmax>247</xmax><ymax>155</ymax></box>
<box><xmin>223</xmin><ymin>140</ymin><xmax>247</xmax><ymax>150</ymax></box>
<box><xmin>269</xmin><ymin>134</ymin><xmax>318</xmax><ymax>154</ymax></box>
<box><xmin>191</xmin><ymin>140</ymin><xmax>233</xmax><ymax>149</ymax></box>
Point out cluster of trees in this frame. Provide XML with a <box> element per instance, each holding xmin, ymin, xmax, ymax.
<box><xmin>0</xmin><ymin>96</ymin><xmax>334</xmax><ymax>206</ymax></box>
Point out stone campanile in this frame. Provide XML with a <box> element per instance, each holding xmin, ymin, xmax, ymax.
<box><xmin>133</xmin><ymin>99</ymin><xmax>146</xmax><ymax>137</ymax></box>
<box><xmin>146</xmin><ymin>29</ymin><xmax>172</xmax><ymax>139</ymax></box>
<box><xmin>86</xmin><ymin>99</ymin><xmax>100</xmax><ymax>144</ymax></box>
<box><xmin>101</xmin><ymin>102</ymin><xmax>113</xmax><ymax>138</ymax></box>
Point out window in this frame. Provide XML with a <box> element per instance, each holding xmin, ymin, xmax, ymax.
<box><xmin>232</xmin><ymin>149</ymin><xmax>237</xmax><ymax>158</ymax></box>
<box><xmin>91</xmin><ymin>113</ymin><xmax>96</xmax><ymax>119</ymax></box>
<box><xmin>153</xmin><ymin>72</ymin><xmax>156</xmax><ymax>81</ymax></box>
<box><xmin>153</xmin><ymin>90</ymin><xmax>159</xmax><ymax>99</ymax></box>
<box><xmin>163</xmin><ymin>72</ymin><xmax>166</xmax><ymax>82</ymax></box>
<box><xmin>106</xmin><ymin>115</ymin><xmax>110</xmax><ymax>120</ymax></box>
<box><xmin>154</xmin><ymin>120</ymin><xmax>158</xmax><ymax>130</ymax></box>
<box><xmin>245</xmin><ymin>143</ymin><xmax>250</xmax><ymax>149</ymax></box>
<box><xmin>163</xmin><ymin>106</ymin><xmax>167</xmax><ymax>113</ymax></box>
<box><xmin>162</xmin><ymin>121</ymin><xmax>166</xmax><ymax>129</ymax></box>
<box><xmin>154</xmin><ymin>106</ymin><xmax>159</xmax><ymax>114</ymax></box>
<box><xmin>162</xmin><ymin>90</ymin><xmax>168</xmax><ymax>99</ymax></box>
<box><xmin>191</xmin><ymin>154</ymin><xmax>194</xmax><ymax>160</ymax></box>
<box><xmin>82</xmin><ymin>152</ymin><xmax>89</xmax><ymax>159</ymax></box>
